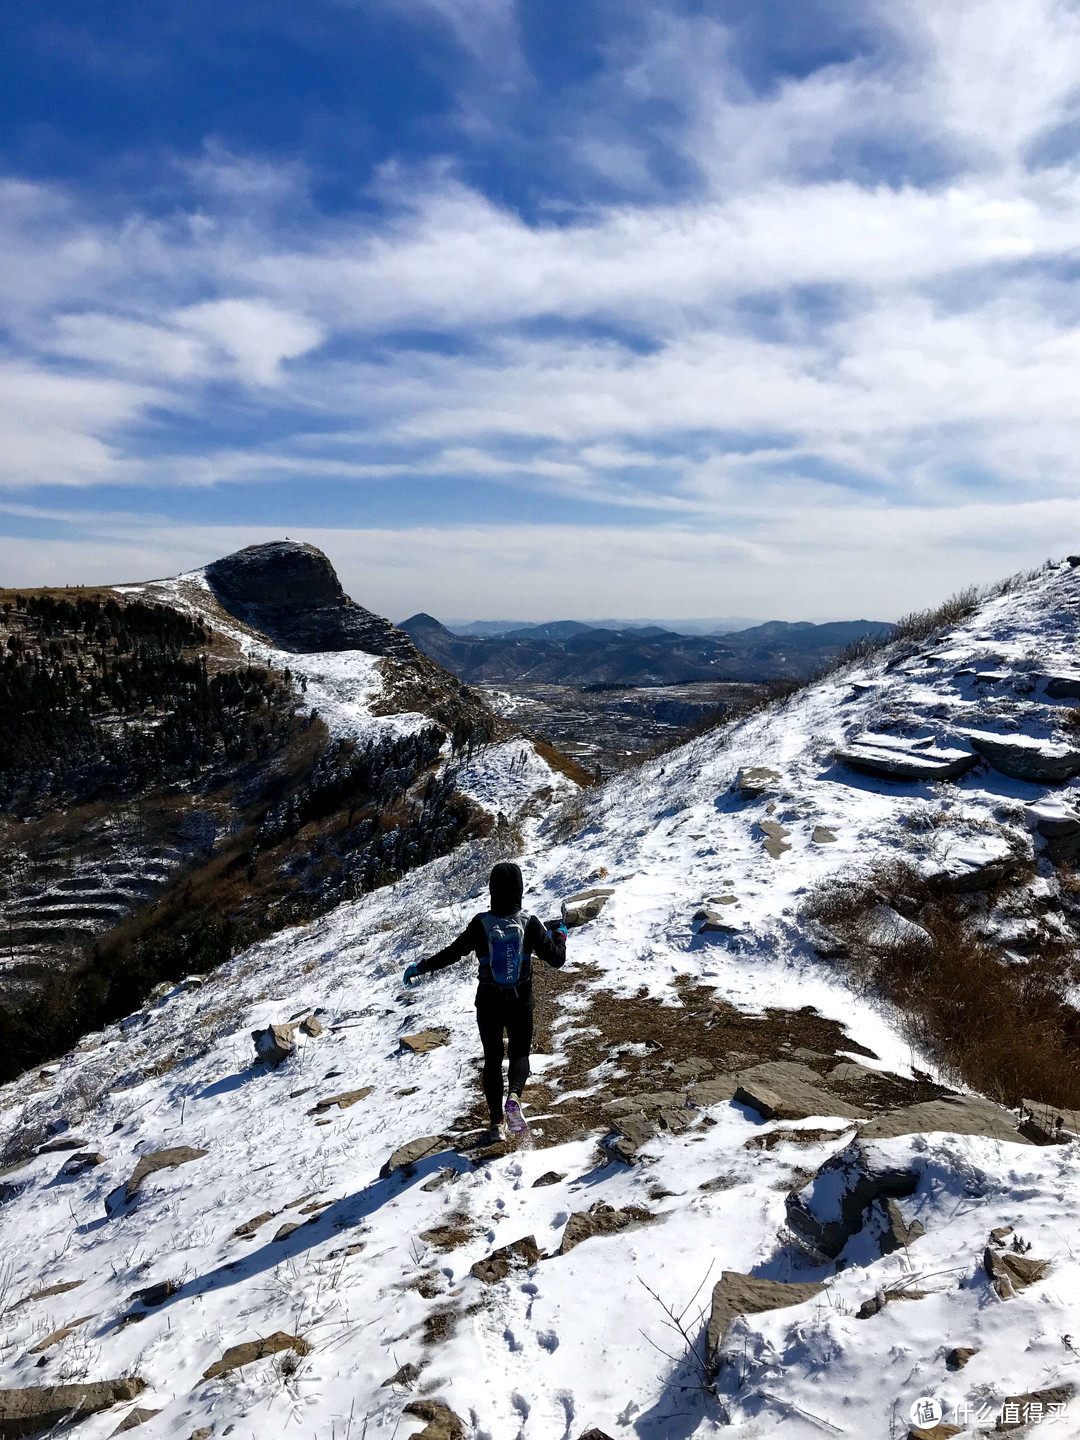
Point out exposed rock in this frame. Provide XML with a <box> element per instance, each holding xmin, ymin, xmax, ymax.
<box><xmin>866</xmin><ymin>904</ymin><xmax>932</xmax><ymax>951</ymax></box>
<box><xmin>252</xmin><ymin>1023</ymin><xmax>297</xmax><ymax>1066</ymax></box>
<box><xmin>309</xmin><ymin>1088</ymin><xmax>372</xmax><ymax>1114</ymax></box>
<box><xmin>557</xmin><ymin>1201</ymin><xmax>653</xmax><ymax>1255</ymax></box>
<box><xmin>859</xmin><ymin>1095</ymin><xmax>1031</xmax><ymax>1145</ymax></box>
<box><xmin>401</xmin><ymin>1398</ymin><xmax>465</xmax><ymax>1440</ymax></box>
<box><xmin>786</xmin><ymin>1143</ymin><xmax>920</xmax><ymax>1260</ymax></box>
<box><xmin>562</xmin><ymin>888</ymin><xmax>615</xmax><ymax>927</ymax></box>
<box><xmin>909</xmin><ymin>1425</ymin><xmax>961</xmax><ymax>1439</ymax></box>
<box><xmin>131</xmin><ymin>1280</ymin><xmax>178</xmax><ymax>1307</ymax></box>
<box><xmin>0</xmin><ymin>1379</ymin><xmax>147</xmax><ymax>1437</ymax></box>
<box><xmin>946</xmin><ymin>1346</ymin><xmax>979</xmax><ymax>1370</ymax></box>
<box><xmin>734</xmin><ymin>1061</ymin><xmax>867</xmax><ymax>1123</ymax></box>
<box><xmin>983</xmin><ymin>1246</ymin><xmax>1049</xmax><ymax>1298</ymax></box>
<box><xmin>379</xmin><ymin>1136</ymin><xmax>446</xmax><ymax>1178</ymax></box>
<box><xmin>856</xmin><ymin>1287</ymin><xmax>928</xmax><ymax>1319</ymax></box>
<box><xmin>577</xmin><ymin>1431</ymin><xmax>616</xmax><ymax>1440</ymax></box>
<box><xmin>470</xmin><ymin>1235</ymin><xmax>543</xmax><ymax>1283</ymax></box>
<box><xmin>273</xmin><ymin>1222</ymin><xmax>303</xmax><ymax>1242</ymax></box>
<box><xmin>58</xmin><ymin>1152</ymin><xmax>105</xmax><ymax>1177</ymax></box>
<box><xmin>300</xmin><ymin>1015</ymin><xmax>323</xmax><ymax>1038</ymax></box>
<box><xmin>989</xmin><ymin>1226</ymin><xmax>1014</xmax><ymax>1244</ymax></box>
<box><xmin>1019</xmin><ymin>1098</ymin><xmax>1080</xmax><ymax>1144</ymax></box>
<box><xmin>960</xmin><ymin>728</ymin><xmax>1080</xmax><ymax>783</ymax></box>
<box><xmin>106</xmin><ymin>1146</ymin><xmax>208</xmax><ymax>1215</ymax></box>
<box><xmin>827</xmin><ymin>1062</ymin><xmax>877</xmax><ymax>1086</ymax></box>
<box><xmin>994</xmin><ymin>1385</ymin><xmax>1075</xmax><ymax>1429</ymax></box>
<box><xmin>874</xmin><ymin>1196</ymin><xmax>925</xmax><ymax>1253</ymax></box>
<box><xmin>190</xmin><ymin>1430</ymin><xmax>212</xmax><ymax>1440</ymax></box>
<box><xmin>202</xmin><ymin>1332</ymin><xmax>310</xmax><ymax>1380</ymax></box>
<box><xmin>7</xmin><ymin>1281</ymin><xmax>84</xmax><ymax>1313</ymax></box>
<box><xmin>233</xmin><ymin>1211</ymin><xmax>275</xmax><ymax>1239</ymax></box>
<box><xmin>381</xmin><ymin>1362</ymin><xmax>421</xmax><ymax>1388</ymax></box>
<box><xmin>686</xmin><ymin>1074</ymin><xmax>740</xmax><ymax>1106</ymax></box>
<box><xmin>693</xmin><ymin>908</ymin><xmax>741</xmax><ymax>934</ymax></box>
<box><xmin>1044</xmin><ymin>673</ymin><xmax>1080</xmax><ymax>699</ymax></box>
<box><xmin>205</xmin><ymin>541</ymin><xmax>418</xmax><ymax>658</ymax></box>
<box><xmin>744</xmin><ymin>1127</ymin><xmax>850</xmax><ymax>1152</ymax></box>
<box><xmin>611</xmin><ymin>1114</ymin><xmax>657</xmax><ymax>1154</ymax></box>
<box><xmin>28</xmin><ymin>1317</ymin><xmax>94</xmax><ymax>1354</ymax></box>
<box><xmin>1027</xmin><ymin>798</ymin><xmax>1080</xmax><ymax>863</ymax></box>
<box><xmin>658</xmin><ymin>1107</ymin><xmax>696</xmax><ymax>1134</ymax></box>
<box><xmin>932</xmin><ymin>838</ymin><xmax>1020</xmax><ymax>893</ymax></box>
<box><xmin>111</xmin><ymin>1409</ymin><xmax>161</xmax><ymax>1434</ymax></box>
<box><xmin>420</xmin><ymin>1169</ymin><xmax>459</xmax><ymax>1193</ymax></box>
<box><xmin>400</xmin><ymin>1030</ymin><xmax>450</xmax><ymax>1054</ymax></box>
<box><xmin>706</xmin><ymin>1272</ymin><xmax>826</xmax><ymax>1359</ymax></box>
<box><xmin>605</xmin><ymin>1089</ymin><xmax>692</xmax><ymax>1116</ymax></box>
<box><xmin>736</xmin><ymin>767</ymin><xmax>780</xmax><ymax>797</ymax></box>
<box><xmin>36</xmin><ymin>1137</ymin><xmax>86</xmax><ymax>1154</ymax></box>
<box><xmin>836</xmin><ymin>736</ymin><xmax>977</xmax><ymax>782</ymax></box>
<box><xmin>812</xmin><ymin>825</ymin><xmax>837</xmax><ymax>844</ymax></box>
<box><xmin>533</xmin><ymin>1171</ymin><xmax>565</xmax><ymax>1187</ymax></box>
<box><xmin>757</xmin><ymin>820</ymin><xmax>791</xmax><ymax>858</ymax></box>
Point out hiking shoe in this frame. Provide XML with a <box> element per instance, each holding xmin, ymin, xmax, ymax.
<box><xmin>480</xmin><ymin>1123</ymin><xmax>506</xmax><ymax>1145</ymax></box>
<box><xmin>504</xmin><ymin>1095</ymin><xmax>527</xmax><ymax>1136</ymax></box>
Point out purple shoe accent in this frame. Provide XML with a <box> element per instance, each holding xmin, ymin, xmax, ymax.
<box><xmin>504</xmin><ymin>1094</ymin><xmax>526</xmax><ymax>1135</ymax></box>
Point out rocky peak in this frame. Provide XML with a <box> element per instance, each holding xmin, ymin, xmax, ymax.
<box><xmin>204</xmin><ymin>541</ymin><xmax>417</xmax><ymax>658</ymax></box>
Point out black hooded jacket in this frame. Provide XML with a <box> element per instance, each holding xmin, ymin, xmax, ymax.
<box><xmin>413</xmin><ymin>862</ymin><xmax>566</xmax><ymax>985</ymax></box>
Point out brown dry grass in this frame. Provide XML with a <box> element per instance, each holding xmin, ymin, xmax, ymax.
<box><xmin>806</xmin><ymin>860</ymin><xmax>1080</xmax><ymax>1107</ymax></box>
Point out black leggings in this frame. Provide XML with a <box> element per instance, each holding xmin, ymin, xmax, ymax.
<box><xmin>475</xmin><ymin>984</ymin><xmax>533</xmax><ymax>1126</ymax></box>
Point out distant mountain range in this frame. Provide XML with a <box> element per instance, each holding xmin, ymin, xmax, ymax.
<box><xmin>440</xmin><ymin>616</ymin><xmax>764</xmax><ymax>637</ymax></box>
<box><xmin>399</xmin><ymin>613</ymin><xmax>895</xmax><ymax>685</ymax></box>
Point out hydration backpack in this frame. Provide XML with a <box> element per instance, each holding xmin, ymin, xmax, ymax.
<box><xmin>479</xmin><ymin>911</ymin><xmax>528</xmax><ymax>986</ymax></box>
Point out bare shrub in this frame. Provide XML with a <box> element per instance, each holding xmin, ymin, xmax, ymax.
<box><xmin>805</xmin><ymin>861</ymin><xmax>1080</xmax><ymax>1107</ymax></box>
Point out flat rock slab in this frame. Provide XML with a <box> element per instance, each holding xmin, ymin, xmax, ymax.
<box><xmin>757</xmin><ymin>820</ymin><xmax>791</xmax><ymax>858</ymax></box>
<box><xmin>984</xmin><ymin>1247</ymin><xmax>1050</xmax><ymax>1298</ymax></box>
<box><xmin>309</xmin><ymin>1088</ymin><xmax>372</xmax><ymax>1114</ymax></box>
<box><xmin>836</xmin><ymin>737</ymin><xmax>977</xmax><ymax>782</ymax></box>
<box><xmin>402</xmin><ymin>1399</ymin><xmax>465</xmax><ymax>1440</ymax></box>
<box><xmin>812</xmin><ymin>826</ymin><xmax>837</xmax><ymax>844</ymax></box>
<box><xmin>107</xmin><ymin>1146</ymin><xmax>208</xmax><ymax>1215</ymax></box>
<box><xmin>960</xmin><ymin>728</ymin><xmax>1080</xmax><ymax>783</ymax></box>
<box><xmin>1044</xmin><ymin>674</ymin><xmax>1080</xmax><ymax>699</ymax></box>
<box><xmin>233</xmin><ymin>1211</ymin><xmax>275</xmax><ymax>1239</ymax></box>
<box><xmin>994</xmin><ymin>1385</ymin><xmax>1075</xmax><ymax>1430</ymax></box>
<box><xmin>734</xmin><ymin>1061</ymin><xmax>868</xmax><ymax>1123</ymax></box>
<box><xmin>202</xmin><ymin>1332</ymin><xmax>310</xmax><ymax>1381</ymax></box>
<box><xmin>562</xmin><ymin>888</ymin><xmax>615</xmax><ymax>927</ymax></box>
<box><xmin>379</xmin><ymin>1136</ymin><xmax>447</xmax><ymax>1178</ymax></box>
<box><xmin>401</xmin><ymin>1030</ymin><xmax>450</xmax><ymax>1054</ymax></box>
<box><xmin>470</xmin><ymin>1235</ymin><xmax>542</xmax><ymax>1283</ymax></box>
<box><xmin>0</xmin><ymin>1379</ymin><xmax>146</xmax><ymax>1437</ymax></box>
<box><xmin>736</xmin><ymin>767</ymin><xmax>780</xmax><ymax>797</ymax></box>
<box><xmin>706</xmin><ymin>1272</ymin><xmax>826</xmax><ymax>1359</ymax></box>
<box><xmin>859</xmin><ymin>1094</ymin><xmax>1032</xmax><ymax>1145</ymax></box>
<box><xmin>693</xmin><ymin>908</ymin><xmax>741</xmax><ymax>933</ymax></box>
<box><xmin>557</xmin><ymin>1201</ymin><xmax>654</xmax><ymax>1255</ymax></box>
<box><xmin>28</xmin><ymin>1318</ymin><xmax>94</xmax><ymax>1354</ymax></box>
<box><xmin>8</xmin><ymin>1281</ymin><xmax>84</xmax><ymax>1312</ymax></box>
<box><xmin>111</xmin><ymin>1409</ymin><xmax>161</xmax><ymax>1434</ymax></box>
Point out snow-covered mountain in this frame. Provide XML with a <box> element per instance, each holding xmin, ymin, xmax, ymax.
<box><xmin>4</xmin><ymin>557</ymin><xmax>1080</xmax><ymax>1438</ymax></box>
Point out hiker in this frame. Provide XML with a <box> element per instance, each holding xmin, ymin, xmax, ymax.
<box><xmin>402</xmin><ymin>862</ymin><xmax>567</xmax><ymax>1141</ymax></box>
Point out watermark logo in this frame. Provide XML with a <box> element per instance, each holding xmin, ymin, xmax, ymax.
<box><xmin>910</xmin><ymin>1397</ymin><xmax>943</xmax><ymax>1427</ymax></box>
<box><xmin>907</xmin><ymin>1396</ymin><xmax>1071</xmax><ymax>1428</ymax></box>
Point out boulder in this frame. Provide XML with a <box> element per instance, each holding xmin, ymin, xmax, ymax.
<box><xmin>533</xmin><ymin>1171</ymin><xmax>565</xmax><ymax>1187</ymax></box>
<box><xmin>736</xmin><ymin>767</ymin><xmax>780</xmax><ymax>797</ymax></box>
<box><xmin>379</xmin><ymin>1136</ymin><xmax>446</xmax><ymax>1178</ymax></box>
<box><xmin>381</xmin><ymin>1362</ymin><xmax>421</xmax><ymax>1388</ymax></box>
<box><xmin>308</xmin><ymin>1088</ymin><xmax>372</xmax><ymax>1114</ymax></box>
<box><xmin>859</xmin><ymin>1094</ymin><xmax>1031</xmax><ymax>1145</ymax></box>
<box><xmin>786</xmin><ymin>1143</ymin><xmax>920</xmax><ymax>1260</ymax></box>
<box><xmin>946</xmin><ymin>1346</ymin><xmax>979</xmax><ymax>1370</ymax></box>
<box><xmin>401</xmin><ymin>1399</ymin><xmax>465</xmax><ymax>1440</ymax></box>
<box><xmin>400</xmin><ymin>1030</ymin><xmax>450</xmax><ymax>1054</ymax></box>
<box><xmin>733</xmin><ymin>1061</ymin><xmax>867</xmax><ymax>1123</ymax></box>
<box><xmin>470</xmin><ymin>1236</ymin><xmax>542</xmax><ymax>1283</ymax></box>
<box><xmin>202</xmin><ymin>1332</ymin><xmax>310</xmax><ymax>1381</ymax></box>
<box><xmin>836</xmin><ymin>737</ymin><xmax>977</xmax><ymax>782</ymax></box>
<box><xmin>8</xmin><ymin>1281</ymin><xmax>84</xmax><ymax>1312</ymax></box>
<box><xmin>131</xmin><ymin>1280</ymin><xmax>177</xmax><ymax>1307</ymax></box>
<box><xmin>233</xmin><ymin>1211</ymin><xmax>275</xmax><ymax>1239</ymax></box>
<box><xmin>0</xmin><ymin>1379</ymin><xmax>146</xmax><ymax>1436</ymax></box>
<box><xmin>959</xmin><ymin>728</ymin><xmax>1080</xmax><ymax>784</ymax></box>
<box><xmin>58</xmin><ymin>1152</ymin><xmax>105</xmax><ymax>1177</ymax></box>
<box><xmin>693</xmin><ymin>908</ymin><xmax>741</xmax><ymax>934</ymax></box>
<box><xmin>757</xmin><ymin>820</ymin><xmax>791</xmax><ymax>858</ymax></box>
<box><xmin>107</xmin><ymin>1146</ymin><xmax>208</xmax><ymax>1215</ymax></box>
<box><xmin>300</xmin><ymin>1015</ymin><xmax>323</xmax><ymax>1038</ymax></box>
<box><xmin>557</xmin><ymin>1201</ymin><xmax>654</xmax><ymax>1255</ymax></box>
<box><xmin>1043</xmin><ymin>674</ymin><xmax>1080</xmax><ymax>699</ymax></box>
<box><xmin>812</xmin><ymin>826</ymin><xmax>837</xmax><ymax>844</ymax></box>
<box><xmin>252</xmin><ymin>1024</ymin><xmax>297</xmax><ymax>1066</ymax></box>
<box><xmin>706</xmin><ymin>1272</ymin><xmax>826</xmax><ymax>1360</ymax></box>
<box><xmin>111</xmin><ymin>1409</ymin><xmax>161</xmax><ymax>1434</ymax></box>
<box><xmin>1027</xmin><ymin>798</ymin><xmax>1080</xmax><ymax>863</ymax></box>
<box><xmin>562</xmin><ymin>888</ymin><xmax>615</xmax><ymax>928</ymax></box>
<box><xmin>273</xmin><ymin>1222</ymin><xmax>303</xmax><ymax>1242</ymax></box>
<box><xmin>983</xmin><ymin>1246</ymin><xmax>1049</xmax><ymax>1298</ymax></box>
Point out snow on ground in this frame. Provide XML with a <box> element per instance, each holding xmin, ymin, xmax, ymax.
<box><xmin>4</xmin><ymin>561</ymin><xmax>1080</xmax><ymax>1436</ymax></box>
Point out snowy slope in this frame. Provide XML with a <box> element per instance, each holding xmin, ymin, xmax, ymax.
<box><xmin>4</xmin><ymin>561</ymin><xmax>1080</xmax><ymax>1437</ymax></box>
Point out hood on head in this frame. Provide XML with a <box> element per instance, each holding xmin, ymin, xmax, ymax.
<box><xmin>489</xmin><ymin>862</ymin><xmax>524</xmax><ymax>916</ymax></box>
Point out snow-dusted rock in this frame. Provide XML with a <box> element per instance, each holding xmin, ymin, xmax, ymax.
<box><xmin>105</xmin><ymin>1145</ymin><xmax>208</xmax><ymax>1216</ymax></box>
<box><xmin>378</xmin><ymin>1135</ymin><xmax>446</xmax><ymax>1178</ymax></box>
<box><xmin>866</xmin><ymin>904</ymin><xmax>933</xmax><ymax>949</ymax></box>
<box><xmin>1027</xmin><ymin>797</ymin><xmax>1080</xmax><ymax>862</ymax></box>
<box><xmin>251</xmin><ymin>1023</ymin><xmax>297</xmax><ymax>1066</ymax></box>
<box><xmin>561</xmin><ymin>887</ymin><xmax>615</xmax><ymax>927</ymax></box>
<box><xmin>734</xmin><ymin>1060</ymin><xmax>868</xmax><ymax>1123</ymax></box>
<box><xmin>960</xmin><ymin>728</ymin><xmax>1080</xmax><ymax>783</ymax></box>
<box><xmin>1043</xmin><ymin>673</ymin><xmax>1080</xmax><ymax>699</ymax></box>
<box><xmin>706</xmin><ymin>1272</ymin><xmax>827</xmax><ymax>1360</ymax></box>
<box><xmin>201</xmin><ymin>1332</ymin><xmax>310</xmax><ymax>1381</ymax></box>
<box><xmin>858</xmin><ymin>1094</ymin><xmax>1030</xmax><ymax>1144</ymax></box>
<box><xmin>785</xmin><ymin>1141</ymin><xmax>920</xmax><ymax>1259</ymax></box>
<box><xmin>735</xmin><ymin>766</ymin><xmax>781</xmax><ymax>797</ymax></box>
<box><xmin>0</xmin><ymin>1380</ymin><xmax>147</xmax><ymax>1435</ymax></box>
<box><xmin>835</xmin><ymin>734</ymin><xmax>977</xmax><ymax>781</ymax></box>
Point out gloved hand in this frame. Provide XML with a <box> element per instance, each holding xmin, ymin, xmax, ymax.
<box><xmin>403</xmin><ymin>963</ymin><xmax>423</xmax><ymax>988</ymax></box>
<box><xmin>546</xmin><ymin>919</ymin><xmax>568</xmax><ymax>936</ymax></box>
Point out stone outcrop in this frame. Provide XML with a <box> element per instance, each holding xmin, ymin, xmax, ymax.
<box><xmin>706</xmin><ymin>1272</ymin><xmax>826</xmax><ymax>1360</ymax></box>
<box><xmin>858</xmin><ymin>1094</ymin><xmax>1031</xmax><ymax>1145</ymax></box>
<box><xmin>233</xmin><ymin>1211</ymin><xmax>275</xmax><ymax>1239</ymax></box>
<box><xmin>299</xmin><ymin>1015</ymin><xmax>323</xmax><ymax>1038</ymax></box>
<box><xmin>1043</xmin><ymin>674</ymin><xmax>1080</xmax><ymax>699</ymax></box>
<box><xmin>562</xmin><ymin>888</ymin><xmax>615</xmax><ymax>927</ymax></box>
<box><xmin>0</xmin><ymin>1379</ymin><xmax>146</xmax><ymax>1436</ymax></box>
<box><xmin>757</xmin><ymin>820</ymin><xmax>791</xmax><ymax>858</ymax></box>
<box><xmin>733</xmin><ymin>1061</ymin><xmax>868</xmax><ymax>1123</ymax></box>
<box><xmin>946</xmin><ymin>1346</ymin><xmax>979</xmax><ymax>1370</ymax></box>
<box><xmin>379</xmin><ymin>1136</ymin><xmax>446</xmax><ymax>1178</ymax></box>
<box><xmin>252</xmin><ymin>1023</ymin><xmax>297</xmax><ymax>1066</ymax></box>
<box><xmin>308</xmin><ymin>1088</ymin><xmax>372</xmax><ymax>1114</ymax></box>
<box><xmin>106</xmin><ymin>1146</ymin><xmax>208</xmax><ymax>1215</ymax></box>
<box><xmin>401</xmin><ymin>1399</ymin><xmax>465</xmax><ymax>1440</ymax></box>
<box><xmin>785</xmin><ymin>1143</ymin><xmax>920</xmax><ymax>1260</ymax></box>
<box><xmin>557</xmin><ymin>1201</ymin><xmax>653</xmax><ymax>1255</ymax></box>
<box><xmin>959</xmin><ymin>728</ymin><xmax>1080</xmax><ymax>783</ymax></box>
<box><xmin>983</xmin><ymin>1246</ymin><xmax>1049</xmax><ymax>1298</ymax></box>
<box><xmin>400</xmin><ymin>1030</ymin><xmax>450</xmax><ymax>1054</ymax></box>
<box><xmin>693</xmin><ymin>908</ymin><xmax>740</xmax><ymax>934</ymax></box>
<box><xmin>470</xmin><ymin>1236</ymin><xmax>542</xmax><ymax>1283</ymax></box>
<box><xmin>202</xmin><ymin>1332</ymin><xmax>310</xmax><ymax>1381</ymax></box>
<box><xmin>1027</xmin><ymin>798</ymin><xmax>1080</xmax><ymax>863</ymax></box>
<box><xmin>58</xmin><ymin>1152</ymin><xmax>105</xmax><ymax>1177</ymax></box>
<box><xmin>836</xmin><ymin>736</ymin><xmax>977</xmax><ymax>782</ymax></box>
<box><xmin>204</xmin><ymin>542</ymin><xmax>418</xmax><ymax>659</ymax></box>
<box><xmin>735</xmin><ymin>767</ymin><xmax>781</xmax><ymax>797</ymax></box>
<box><xmin>111</xmin><ymin>1408</ymin><xmax>161</xmax><ymax>1434</ymax></box>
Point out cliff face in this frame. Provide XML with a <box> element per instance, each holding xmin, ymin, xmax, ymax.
<box><xmin>205</xmin><ymin>541</ymin><xmax>419</xmax><ymax>659</ymax></box>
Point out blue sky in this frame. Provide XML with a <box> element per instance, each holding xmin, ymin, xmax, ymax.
<box><xmin>4</xmin><ymin>0</ymin><xmax>1080</xmax><ymax>619</ymax></box>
